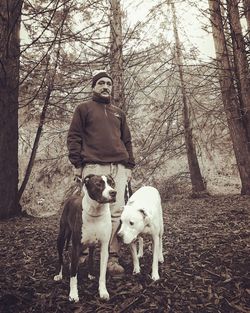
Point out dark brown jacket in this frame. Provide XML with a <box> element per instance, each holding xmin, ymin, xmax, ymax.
<box><xmin>67</xmin><ymin>96</ymin><xmax>135</xmax><ymax>169</ymax></box>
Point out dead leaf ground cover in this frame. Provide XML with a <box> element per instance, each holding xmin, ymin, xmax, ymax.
<box><xmin>0</xmin><ymin>195</ymin><xmax>249</xmax><ymax>313</ymax></box>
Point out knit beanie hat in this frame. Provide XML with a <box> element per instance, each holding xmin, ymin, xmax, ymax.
<box><xmin>92</xmin><ymin>70</ymin><xmax>113</xmax><ymax>88</ymax></box>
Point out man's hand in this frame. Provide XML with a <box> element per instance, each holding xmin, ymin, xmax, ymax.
<box><xmin>126</xmin><ymin>168</ymin><xmax>132</xmax><ymax>182</ymax></box>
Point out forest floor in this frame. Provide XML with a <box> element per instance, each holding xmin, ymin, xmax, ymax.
<box><xmin>0</xmin><ymin>195</ymin><xmax>249</xmax><ymax>313</ymax></box>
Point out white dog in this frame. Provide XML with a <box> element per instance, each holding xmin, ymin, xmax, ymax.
<box><xmin>118</xmin><ymin>186</ymin><xmax>164</xmax><ymax>280</ymax></box>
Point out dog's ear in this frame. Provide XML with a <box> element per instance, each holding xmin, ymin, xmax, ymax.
<box><xmin>139</xmin><ymin>208</ymin><xmax>147</xmax><ymax>218</ymax></box>
<box><xmin>83</xmin><ymin>174</ymin><xmax>95</xmax><ymax>186</ymax></box>
<box><xmin>139</xmin><ymin>208</ymin><xmax>150</xmax><ymax>225</ymax></box>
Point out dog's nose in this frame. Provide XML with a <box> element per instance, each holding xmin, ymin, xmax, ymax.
<box><xmin>109</xmin><ymin>190</ymin><xmax>117</xmax><ymax>197</ymax></box>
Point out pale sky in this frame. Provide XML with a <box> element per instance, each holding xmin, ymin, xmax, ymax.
<box><xmin>21</xmin><ymin>0</ymin><xmax>216</xmax><ymax>60</ymax></box>
<box><xmin>122</xmin><ymin>0</ymin><xmax>215</xmax><ymax>60</ymax></box>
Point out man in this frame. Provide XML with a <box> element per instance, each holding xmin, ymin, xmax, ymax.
<box><xmin>67</xmin><ymin>70</ymin><xmax>135</xmax><ymax>275</ymax></box>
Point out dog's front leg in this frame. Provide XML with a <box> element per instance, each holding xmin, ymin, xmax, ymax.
<box><xmin>159</xmin><ymin>228</ymin><xmax>164</xmax><ymax>263</ymax></box>
<box><xmin>69</xmin><ymin>245</ymin><xmax>80</xmax><ymax>302</ymax></box>
<box><xmin>130</xmin><ymin>242</ymin><xmax>140</xmax><ymax>274</ymax></box>
<box><xmin>151</xmin><ymin>235</ymin><xmax>160</xmax><ymax>281</ymax></box>
<box><xmin>137</xmin><ymin>236</ymin><xmax>144</xmax><ymax>258</ymax></box>
<box><xmin>99</xmin><ymin>242</ymin><xmax>109</xmax><ymax>300</ymax></box>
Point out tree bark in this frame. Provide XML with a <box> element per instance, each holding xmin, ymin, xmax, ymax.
<box><xmin>0</xmin><ymin>0</ymin><xmax>23</xmax><ymax>218</ymax></box>
<box><xmin>109</xmin><ymin>0</ymin><xmax>125</xmax><ymax>110</ymax></box>
<box><xmin>171</xmin><ymin>2</ymin><xmax>207</xmax><ymax>196</ymax></box>
<box><xmin>208</xmin><ymin>0</ymin><xmax>250</xmax><ymax>195</ymax></box>
<box><xmin>242</xmin><ymin>0</ymin><xmax>250</xmax><ymax>31</ymax></box>
<box><xmin>227</xmin><ymin>0</ymin><xmax>250</xmax><ymax>148</ymax></box>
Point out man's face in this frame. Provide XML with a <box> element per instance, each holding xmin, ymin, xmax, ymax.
<box><xmin>93</xmin><ymin>77</ymin><xmax>112</xmax><ymax>98</ymax></box>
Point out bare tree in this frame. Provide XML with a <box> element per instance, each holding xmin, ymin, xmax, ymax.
<box><xmin>227</xmin><ymin>0</ymin><xmax>250</xmax><ymax>145</ymax></box>
<box><xmin>170</xmin><ymin>1</ymin><xmax>207</xmax><ymax>196</ymax></box>
<box><xmin>0</xmin><ymin>0</ymin><xmax>23</xmax><ymax>218</ymax></box>
<box><xmin>18</xmin><ymin>4</ymin><xmax>70</xmax><ymax>202</ymax></box>
<box><xmin>208</xmin><ymin>0</ymin><xmax>250</xmax><ymax>195</ymax></box>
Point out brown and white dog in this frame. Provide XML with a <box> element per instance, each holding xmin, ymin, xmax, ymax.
<box><xmin>54</xmin><ymin>174</ymin><xmax>116</xmax><ymax>302</ymax></box>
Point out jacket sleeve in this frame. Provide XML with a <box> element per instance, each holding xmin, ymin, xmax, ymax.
<box><xmin>67</xmin><ymin>105</ymin><xmax>85</xmax><ymax>168</ymax></box>
<box><xmin>121</xmin><ymin>113</ymin><xmax>135</xmax><ymax>169</ymax></box>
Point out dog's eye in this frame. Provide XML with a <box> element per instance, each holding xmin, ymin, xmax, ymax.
<box><xmin>129</xmin><ymin>221</ymin><xmax>134</xmax><ymax>226</ymax></box>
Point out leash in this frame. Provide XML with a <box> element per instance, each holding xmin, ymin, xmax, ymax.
<box><xmin>71</xmin><ymin>176</ymin><xmax>83</xmax><ymax>196</ymax></box>
<box><xmin>74</xmin><ymin>176</ymin><xmax>83</xmax><ymax>184</ymax></box>
<box><xmin>125</xmin><ymin>181</ymin><xmax>133</xmax><ymax>204</ymax></box>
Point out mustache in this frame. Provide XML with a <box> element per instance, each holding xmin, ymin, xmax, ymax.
<box><xmin>101</xmin><ymin>89</ymin><xmax>110</xmax><ymax>93</ymax></box>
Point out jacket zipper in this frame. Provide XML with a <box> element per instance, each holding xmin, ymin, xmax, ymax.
<box><xmin>104</xmin><ymin>105</ymin><xmax>108</xmax><ymax>117</ymax></box>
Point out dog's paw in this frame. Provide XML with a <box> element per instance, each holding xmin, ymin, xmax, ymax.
<box><xmin>133</xmin><ymin>266</ymin><xmax>140</xmax><ymax>275</ymax></box>
<box><xmin>53</xmin><ymin>274</ymin><xmax>62</xmax><ymax>281</ymax></box>
<box><xmin>159</xmin><ymin>255</ymin><xmax>164</xmax><ymax>263</ymax></box>
<box><xmin>137</xmin><ymin>252</ymin><xmax>143</xmax><ymax>258</ymax></box>
<box><xmin>99</xmin><ymin>289</ymin><xmax>109</xmax><ymax>300</ymax></box>
<box><xmin>151</xmin><ymin>272</ymin><xmax>160</xmax><ymax>281</ymax></box>
<box><xmin>69</xmin><ymin>293</ymin><xmax>79</xmax><ymax>303</ymax></box>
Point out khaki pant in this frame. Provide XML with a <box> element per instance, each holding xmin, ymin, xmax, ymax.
<box><xmin>83</xmin><ymin>163</ymin><xmax>128</xmax><ymax>255</ymax></box>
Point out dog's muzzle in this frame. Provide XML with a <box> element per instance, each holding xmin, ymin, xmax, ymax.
<box><xmin>98</xmin><ymin>190</ymin><xmax>117</xmax><ymax>203</ymax></box>
<box><xmin>109</xmin><ymin>190</ymin><xmax>117</xmax><ymax>202</ymax></box>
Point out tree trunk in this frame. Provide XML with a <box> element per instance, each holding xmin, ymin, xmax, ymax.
<box><xmin>109</xmin><ymin>0</ymin><xmax>125</xmax><ymax>110</ymax></box>
<box><xmin>243</xmin><ymin>0</ymin><xmax>250</xmax><ymax>31</ymax></box>
<box><xmin>0</xmin><ymin>0</ymin><xmax>23</xmax><ymax>218</ymax></box>
<box><xmin>18</xmin><ymin>82</ymin><xmax>52</xmax><ymax>202</ymax></box>
<box><xmin>18</xmin><ymin>6</ymin><xmax>68</xmax><ymax>202</ymax></box>
<box><xmin>227</xmin><ymin>0</ymin><xmax>250</xmax><ymax>148</ymax></box>
<box><xmin>171</xmin><ymin>2</ymin><xmax>207</xmax><ymax>196</ymax></box>
<box><xmin>209</xmin><ymin>0</ymin><xmax>250</xmax><ymax>195</ymax></box>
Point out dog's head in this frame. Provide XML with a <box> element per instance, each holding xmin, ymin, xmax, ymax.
<box><xmin>83</xmin><ymin>174</ymin><xmax>116</xmax><ymax>203</ymax></box>
<box><xmin>118</xmin><ymin>204</ymin><xmax>150</xmax><ymax>244</ymax></box>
